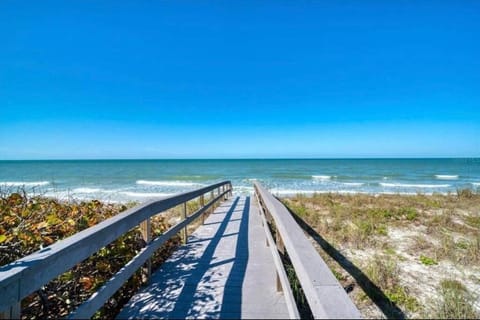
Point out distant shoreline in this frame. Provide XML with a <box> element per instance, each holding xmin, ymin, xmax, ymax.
<box><xmin>1</xmin><ymin>158</ymin><xmax>478</xmax><ymax>203</ymax></box>
<box><xmin>2</xmin><ymin>189</ymin><xmax>476</xmax><ymax>207</ymax></box>
<box><xmin>1</xmin><ymin>157</ymin><xmax>480</xmax><ymax>162</ymax></box>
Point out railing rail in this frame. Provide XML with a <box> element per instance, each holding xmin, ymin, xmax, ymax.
<box><xmin>0</xmin><ymin>181</ymin><xmax>232</xmax><ymax>319</ymax></box>
<box><xmin>254</xmin><ymin>191</ymin><xmax>300</xmax><ymax>319</ymax></box>
<box><xmin>254</xmin><ymin>181</ymin><xmax>361</xmax><ymax>319</ymax></box>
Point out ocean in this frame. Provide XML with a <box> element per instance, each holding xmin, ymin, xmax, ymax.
<box><xmin>0</xmin><ymin>159</ymin><xmax>479</xmax><ymax>203</ymax></box>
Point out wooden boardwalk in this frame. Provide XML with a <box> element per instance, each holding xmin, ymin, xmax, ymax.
<box><xmin>1</xmin><ymin>181</ymin><xmax>359</xmax><ymax>319</ymax></box>
<box><xmin>117</xmin><ymin>196</ymin><xmax>290</xmax><ymax>319</ymax></box>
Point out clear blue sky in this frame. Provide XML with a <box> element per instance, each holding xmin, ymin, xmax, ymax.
<box><xmin>1</xmin><ymin>1</ymin><xmax>479</xmax><ymax>159</ymax></box>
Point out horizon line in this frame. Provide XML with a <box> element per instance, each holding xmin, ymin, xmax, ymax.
<box><xmin>1</xmin><ymin>156</ymin><xmax>479</xmax><ymax>161</ymax></box>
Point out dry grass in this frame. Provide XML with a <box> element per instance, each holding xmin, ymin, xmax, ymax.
<box><xmin>282</xmin><ymin>191</ymin><xmax>480</xmax><ymax>318</ymax></box>
<box><xmin>363</xmin><ymin>255</ymin><xmax>419</xmax><ymax>312</ymax></box>
<box><xmin>434</xmin><ymin>279</ymin><xmax>478</xmax><ymax>319</ymax></box>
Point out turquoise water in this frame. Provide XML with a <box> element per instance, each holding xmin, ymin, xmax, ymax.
<box><xmin>0</xmin><ymin>159</ymin><xmax>479</xmax><ymax>203</ymax></box>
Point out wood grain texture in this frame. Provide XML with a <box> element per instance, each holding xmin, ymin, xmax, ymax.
<box><xmin>0</xmin><ymin>181</ymin><xmax>231</xmax><ymax>313</ymax></box>
<box><xmin>117</xmin><ymin>196</ymin><xmax>291</xmax><ymax>319</ymax></box>
<box><xmin>254</xmin><ymin>181</ymin><xmax>361</xmax><ymax>319</ymax></box>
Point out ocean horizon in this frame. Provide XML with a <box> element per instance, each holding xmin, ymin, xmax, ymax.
<box><xmin>1</xmin><ymin>158</ymin><xmax>479</xmax><ymax>203</ymax></box>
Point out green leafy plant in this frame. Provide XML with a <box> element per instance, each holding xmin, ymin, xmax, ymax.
<box><xmin>419</xmin><ymin>255</ymin><xmax>438</xmax><ymax>266</ymax></box>
<box><xmin>0</xmin><ymin>191</ymin><xmax>180</xmax><ymax>319</ymax></box>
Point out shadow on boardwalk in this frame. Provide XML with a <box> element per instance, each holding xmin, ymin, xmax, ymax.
<box><xmin>286</xmin><ymin>207</ymin><xmax>406</xmax><ymax>320</ymax></box>
<box><xmin>118</xmin><ymin>196</ymin><xmax>250</xmax><ymax>319</ymax></box>
<box><xmin>219</xmin><ymin>197</ymin><xmax>249</xmax><ymax>318</ymax></box>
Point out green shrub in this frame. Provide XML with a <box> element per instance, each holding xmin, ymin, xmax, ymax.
<box><xmin>420</xmin><ymin>255</ymin><xmax>438</xmax><ymax>266</ymax></box>
<box><xmin>386</xmin><ymin>285</ymin><xmax>419</xmax><ymax>312</ymax></box>
<box><xmin>377</xmin><ymin>224</ymin><xmax>388</xmax><ymax>236</ymax></box>
<box><xmin>466</xmin><ymin>216</ymin><xmax>480</xmax><ymax>228</ymax></box>
<box><xmin>365</xmin><ymin>255</ymin><xmax>418</xmax><ymax>311</ymax></box>
<box><xmin>398</xmin><ymin>207</ymin><xmax>418</xmax><ymax>221</ymax></box>
<box><xmin>0</xmin><ymin>192</ymin><xmax>179</xmax><ymax>319</ymax></box>
<box><xmin>456</xmin><ymin>240</ymin><xmax>469</xmax><ymax>250</ymax></box>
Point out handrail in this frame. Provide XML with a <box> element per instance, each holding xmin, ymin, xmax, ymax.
<box><xmin>254</xmin><ymin>181</ymin><xmax>361</xmax><ymax>319</ymax></box>
<box><xmin>253</xmin><ymin>192</ymin><xmax>300</xmax><ymax>319</ymax></box>
<box><xmin>0</xmin><ymin>181</ymin><xmax>232</xmax><ymax>319</ymax></box>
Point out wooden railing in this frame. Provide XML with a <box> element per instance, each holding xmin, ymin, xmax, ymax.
<box><xmin>0</xmin><ymin>181</ymin><xmax>232</xmax><ymax>319</ymax></box>
<box><xmin>253</xmin><ymin>181</ymin><xmax>361</xmax><ymax>319</ymax></box>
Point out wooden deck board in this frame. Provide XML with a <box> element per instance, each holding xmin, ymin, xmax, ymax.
<box><xmin>117</xmin><ymin>196</ymin><xmax>290</xmax><ymax>319</ymax></box>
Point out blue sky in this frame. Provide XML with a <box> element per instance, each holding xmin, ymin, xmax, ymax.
<box><xmin>0</xmin><ymin>1</ymin><xmax>479</xmax><ymax>159</ymax></box>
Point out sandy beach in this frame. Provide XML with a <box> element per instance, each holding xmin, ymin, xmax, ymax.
<box><xmin>282</xmin><ymin>191</ymin><xmax>480</xmax><ymax>318</ymax></box>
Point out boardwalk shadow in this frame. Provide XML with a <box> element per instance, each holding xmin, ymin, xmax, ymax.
<box><xmin>286</xmin><ymin>207</ymin><xmax>406</xmax><ymax>319</ymax></box>
<box><xmin>219</xmin><ymin>196</ymin><xmax>249</xmax><ymax>318</ymax></box>
<box><xmin>117</xmin><ymin>196</ymin><xmax>250</xmax><ymax>319</ymax></box>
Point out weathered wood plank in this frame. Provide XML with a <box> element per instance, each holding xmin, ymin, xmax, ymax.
<box><xmin>254</xmin><ymin>182</ymin><xmax>361</xmax><ymax>319</ymax></box>
<box><xmin>0</xmin><ymin>181</ymin><xmax>230</xmax><ymax>310</ymax></box>
<box><xmin>255</xmin><ymin>194</ymin><xmax>300</xmax><ymax>319</ymax></box>
<box><xmin>117</xmin><ymin>196</ymin><xmax>291</xmax><ymax>319</ymax></box>
<box><xmin>0</xmin><ymin>303</ymin><xmax>19</xmax><ymax>320</ymax></box>
<box><xmin>140</xmin><ymin>218</ymin><xmax>152</xmax><ymax>283</ymax></box>
<box><xmin>67</xmin><ymin>191</ymin><xmax>229</xmax><ymax>319</ymax></box>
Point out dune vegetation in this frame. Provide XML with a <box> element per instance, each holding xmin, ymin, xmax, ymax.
<box><xmin>0</xmin><ymin>190</ymin><xmax>200</xmax><ymax>319</ymax></box>
<box><xmin>2</xmin><ymin>186</ymin><xmax>479</xmax><ymax>319</ymax></box>
<box><xmin>281</xmin><ymin>190</ymin><xmax>480</xmax><ymax>319</ymax></box>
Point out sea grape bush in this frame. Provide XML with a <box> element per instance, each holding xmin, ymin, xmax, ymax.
<box><xmin>0</xmin><ymin>192</ymin><xmax>179</xmax><ymax>319</ymax></box>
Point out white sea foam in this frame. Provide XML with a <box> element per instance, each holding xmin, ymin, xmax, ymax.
<box><xmin>235</xmin><ymin>186</ymin><xmax>255</xmax><ymax>191</ymax></box>
<box><xmin>435</xmin><ymin>175</ymin><xmax>459</xmax><ymax>180</ymax></box>
<box><xmin>73</xmin><ymin>187</ymin><xmax>103</xmax><ymax>193</ymax></box>
<box><xmin>44</xmin><ymin>190</ymin><xmax>124</xmax><ymax>203</ymax></box>
<box><xmin>1</xmin><ymin>181</ymin><xmax>50</xmax><ymax>187</ymax></box>
<box><xmin>233</xmin><ymin>186</ymin><xmax>255</xmax><ymax>195</ymax></box>
<box><xmin>312</xmin><ymin>175</ymin><xmax>331</xmax><ymax>180</ymax></box>
<box><xmin>320</xmin><ymin>190</ymin><xmax>363</xmax><ymax>195</ymax></box>
<box><xmin>380</xmin><ymin>182</ymin><xmax>450</xmax><ymax>188</ymax></box>
<box><xmin>136</xmin><ymin>180</ymin><xmax>202</xmax><ymax>187</ymax></box>
<box><xmin>121</xmin><ymin>191</ymin><xmax>173</xmax><ymax>198</ymax></box>
<box><xmin>44</xmin><ymin>191</ymin><xmax>71</xmax><ymax>198</ymax></box>
<box><xmin>272</xmin><ymin>189</ymin><xmax>366</xmax><ymax>196</ymax></box>
<box><xmin>341</xmin><ymin>182</ymin><xmax>365</xmax><ymax>186</ymax></box>
<box><xmin>379</xmin><ymin>191</ymin><xmax>433</xmax><ymax>196</ymax></box>
<box><xmin>471</xmin><ymin>182</ymin><xmax>480</xmax><ymax>187</ymax></box>
<box><xmin>273</xmin><ymin>189</ymin><xmax>449</xmax><ymax>197</ymax></box>
<box><xmin>271</xmin><ymin>189</ymin><xmax>318</xmax><ymax>195</ymax></box>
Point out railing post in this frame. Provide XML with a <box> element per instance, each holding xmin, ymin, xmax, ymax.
<box><xmin>210</xmin><ymin>190</ymin><xmax>215</xmax><ymax>215</ymax></box>
<box><xmin>182</xmin><ymin>202</ymin><xmax>188</xmax><ymax>244</ymax></box>
<box><xmin>140</xmin><ymin>218</ymin><xmax>152</xmax><ymax>284</ymax></box>
<box><xmin>200</xmin><ymin>194</ymin><xmax>205</xmax><ymax>224</ymax></box>
<box><xmin>276</xmin><ymin>232</ymin><xmax>285</xmax><ymax>255</ymax></box>
<box><xmin>0</xmin><ymin>303</ymin><xmax>20</xmax><ymax>320</ymax></box>
<box><xmin>275</xmin><ymin>233</ymin><xmax>285</xmax><ymax>292</ymax></box>
<box><xmin>255</xmin><ymin>190</ymin><xmax>269</xmax><ymax>247</ymax></box>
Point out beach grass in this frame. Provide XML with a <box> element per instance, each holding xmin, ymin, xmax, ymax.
<box><xmin>435</xmin><ymin>279</ymin><xmax>478</xmax><ymax>319</ymax></box>
<box><xmin>281</xmin><ymin>190</ymin><xmax>480</xmax><ymax>318</ymax></box>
